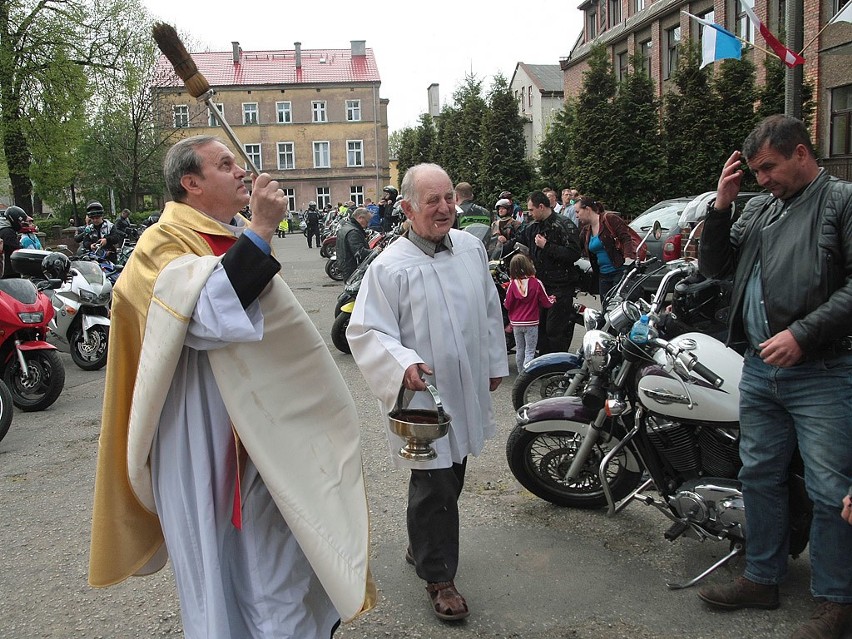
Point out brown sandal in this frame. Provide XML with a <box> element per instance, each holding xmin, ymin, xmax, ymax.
<box><xmin>426</xmin><ymin>581</ymin><xmax>470</xmax><ymax>621</ymax></box>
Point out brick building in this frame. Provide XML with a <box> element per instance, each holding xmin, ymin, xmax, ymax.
<box><xmin>153</xmin><ymin>40</ymin><xmax>389</xmax><ymax>212</ymax></box>
<box><xmin>560</xmin><ymin>0</ymin><xmax>852</xmax><ymax>177</ymax></box>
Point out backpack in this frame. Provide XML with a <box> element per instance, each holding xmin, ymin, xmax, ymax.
<box><xmin>602</xmin><ymin>213</ymin><xmax>647</xmax><ymax>262</ymax></box>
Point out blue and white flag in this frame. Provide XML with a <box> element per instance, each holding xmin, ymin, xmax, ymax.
<box><xmin>683</xmin><ymin>12</ymin><xmax>743</xmax><ymax>69</ymax></box>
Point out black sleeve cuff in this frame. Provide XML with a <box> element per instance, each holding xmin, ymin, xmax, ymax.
<box><xmin>221</xmin><ymin>234</ymin><xmax>281</xmax><ymax>309</ymax></box>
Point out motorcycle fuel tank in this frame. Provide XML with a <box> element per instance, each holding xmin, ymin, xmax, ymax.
<box><xmin>636</xmin><ymin>332</ymin><xmax>742</xmax><ymax>423</ymax></box>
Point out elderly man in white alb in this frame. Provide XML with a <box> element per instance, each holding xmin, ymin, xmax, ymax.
<box><xmin>347</xmin><ymin>163</ymin><xmax>508</xmax><ymax>622</ymax></box>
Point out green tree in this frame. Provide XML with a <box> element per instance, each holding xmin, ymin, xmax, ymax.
<box><xmin>662</xmin><ymin>41</ymin><xmax>720</xmax><ymax>196</ymax></box>
<box><xmin>395</xmin><ymin>127</ymin><xmax>418</xmax><ymax>184</ymax></box>
<box><xmin>478</xmin><ymin>74</ymin><xmax>533</xmax><ymax>206</ymax></box>
<box><xmin>711</xmin><ymin>57</ymin><xmax>758</xmax><ymax>191</ymax></box>
<box><xmin>570</xmin><ymin>44</ymin><xmax>619</xmax><ymax>202</ymax></box>
<box><xmin>436</xmin><ymin>74</ymin><xmax>487</xmax><ymax>184</ymax></box>
<box><xmin>611</xmin><ymin>52</ymin><xmax>663</xmax><ymax>217</ymax></box>
<box><xmin>538</xmin><ymin>99</ymin><xmax>577</xmax><ymax>191</ymax></box>
<box><xmin>0</xmin><ymin>0</ymin><xmax>140</xmax><ymax>213</ymax></box>
<box><xmin>413</xmin><ymin>113</ymin><xmax>437</xmax><ymax>165</ymax></box>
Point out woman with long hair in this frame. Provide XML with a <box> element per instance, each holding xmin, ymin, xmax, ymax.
<box><xmin>575</xmin><ymin>197</ymin><xmax>637</xmax><ymax>299</ymax></box>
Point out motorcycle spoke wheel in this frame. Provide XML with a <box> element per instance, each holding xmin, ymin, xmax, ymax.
<box><xmin>325</xmin><ymin>259</ymin><xmax>345</xmax><ymax>282</ymax></box>
<box><xmin>0</xmin><ymin>379</ymin><xmax>13</xmax><ymax>443</ymax></box>
<box><xmin>5</xmin><ymin>350</ymin><xmax>65</xmax><ymax>412</ymax></box>
<box><xmin>512</xmin><ymin>363</ymin><xmax>578</xmax><ymax>410</ymax></box>
<box><xmin>70</xmin><ymin>325</ymin><xmax>109</xmax><ymax>371</ymax></box>
<box><xmin>506</xmin><ymin>426</ymin><xmax>641</xmax><ymax>508</ymax></box>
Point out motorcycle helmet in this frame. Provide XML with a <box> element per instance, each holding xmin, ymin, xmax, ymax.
<box><xmin>86</xmin><ymin>201</ymin><xmax>105</xmax><ymax>216</ymax></box>
<box><xmin>3</xmin><ymin>205</ymin><xmax>27</xmax><ymax>232</ymax></box>
<box><xmin>495</xmin><ymin>198</ymin><xmax>512</xmax><ymax>217</ymax></box>
<box><xmin>383</xmin><ymin>185</ymin><xmax>398</xmax><ymax>200</ymax></box>
<box><xmin>42</xmin><ymin>252</ymin><xmax>71</xmax><ymax>280</ymax></box>
<box><xmin>308</xmin><ymin>201</ymin><xmax>317</xmax><ymax>209</ymax></box>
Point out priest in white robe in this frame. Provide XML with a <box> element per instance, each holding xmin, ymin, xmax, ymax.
<box><xmin>89</xmin><ymin>135</ymin><xmax>375</xmax><ymax>639</ymax></box>
<box><xmin>346</xmin><ymin>163</ymin><xmax>508</xmax><ymax>622</ymax></box>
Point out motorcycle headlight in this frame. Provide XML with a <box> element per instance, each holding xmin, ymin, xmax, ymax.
<box><xmin>19</xmin><ymin>312</ymin><xmax>44</xmax><ymax>324</ymax></box>
<box><xmin>582</xmin><ymin>307</ymin><xmax>602</xmax><ymax>331</ymax></box>
<box><xmin>80</xmin><ymin>289</ymin><xmax>96</xmax><ymax>303</ymax></box>
<box><xmin>582</xmin><ymin>329</ymin><xmax>615</xmax><ymax>374</ymax></box>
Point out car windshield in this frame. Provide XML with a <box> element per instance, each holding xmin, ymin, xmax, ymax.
<box><xmin>629</xmin><ymin>202</ymin><xmax>688</xmax><ymax>233</ymax></box>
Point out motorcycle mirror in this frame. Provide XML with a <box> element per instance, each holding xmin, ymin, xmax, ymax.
<box><xmin>516</xmin><ymin>243</ymin><xmax>530</xmax><ymax>257</ymax></box>
<box><xmin>652</xmin><ymin>220</ymin><xmax>663</xmax><ymax>241</ymax></box>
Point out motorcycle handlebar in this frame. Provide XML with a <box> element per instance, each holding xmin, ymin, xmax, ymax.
<box><xmin>650</xmin><ymin>336</ymin><xmax>724</xmax><ymax>388</ymax></box>
<box><xmin>691</xmin><ymin>361</ymin><xmax>724</xmax><ymax>388</ymax></box>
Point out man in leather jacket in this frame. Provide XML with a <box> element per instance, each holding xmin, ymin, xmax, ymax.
<box><xmin>515</xmin><ymin>190</ymin><xmax>581</xmax><ymax>354</ymax></box>
<box><xmin>335</xmin><ymin>207</ymin><xmax>371</xmax><ymax>281</ymax></box>
<box><xmin>697</xmin><ymin>115</ymin><xmax>852</xmax><ymax>639</ymax></box>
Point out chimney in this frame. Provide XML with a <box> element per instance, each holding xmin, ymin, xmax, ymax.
<box><xmin>428</xmin><ymin>83</ymin><xmax>440</xmax><ymax>118</ymax></box>
<box><xmin>232</xmin><ymin>41</ymin><xmax>241</xmax><ymax>64</ymax></box>
<box><xmin>295</xmin><ymin>42</ymin><xmax>301</xmax><ymax>69</ymax></box>
<box><xmin>351</xmin><ymin>40</ymin><xmax>366</xmax><ymax>57</ymax></box>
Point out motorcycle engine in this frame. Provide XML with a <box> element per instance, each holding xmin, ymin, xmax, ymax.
<box><xmin>646</xmin><ymin>417</ymin><xmax>741</xmax><ymax>479</ymax></box>
<box><xmin>669</xmin><ymin>478</ymin><xmax>745</xmax><ymax>539</ymax></box>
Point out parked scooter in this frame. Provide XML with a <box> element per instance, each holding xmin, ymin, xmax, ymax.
<box><xmin>1</xmin><ymin>250</ymin><xmax>66</xmax><ymax>411</ymax></box>
<box><xmin>505</xmin><ymin>259</ymin><xmax>812</xmax><ymax>589</ymax></box>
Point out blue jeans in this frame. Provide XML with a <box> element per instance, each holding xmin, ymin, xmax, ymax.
<box><xmin>738</xmin><ymin>352</ymin><xmax>852</xmax><ymax>602</ymax></box>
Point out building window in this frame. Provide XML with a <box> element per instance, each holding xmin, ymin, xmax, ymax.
<box><xmin>640</xmin><ymin>39</ymin><xmax>652</xmax><ymax>78</ymax></box>
<box><xmin>599</xmin><ymin>0</ymin><xmax>607</xmax><ymax>33</ymax></box>
<box><xmin>616</xmin><ymin>50</ymin><xmax>629</xmax><ymax>83</ymax></box>
<box><xmin>737</xmin><ymin>0</ymin><xmax>755</xmax><ymax>44</ymax></box>
<box><xmin>350</xmin><ymin>186</ymin><xmax>364</xmax><ymax>205</ymax></box>
<box><xmin>665</xmin><ymin>25</ymin><xmax>681</xmax><ymax>79</ymax></box>
<box><xmin>282</xmin><ymin>188</ymin><xmax>295</xmax><ymax>213</ymax></box>
<box><xmin>276</xmin><ymin>101</ymin><xmax>292</xmax><ymax>124</ymax></box>
<box><xmin>697</xmin><ymin>9</ymin><xmax>715</xmax><ymax>46</ymax></box>
<box><xmin>316</xmin><ymin>187</ymin><xmax>330</xmax><ymax>210</ymax></box>
<box><xmin>312</xmin><ymin>101</ymin><xmax>327</xmax><ymax>123</ymax></box>
<box><xmin>609</xmin><ymin>0</ymin><xmax>621</xmax><ymax>27</ymax></box>
<box><xmin>346</xmin><ymin>100</ymin><xmax>361</xmax><ymax>122</ymax></box>
<box><xmin>633</xmin><ymin>0</ymin><xmax>645</xmax><ymax>13</ymax></box>
<box><xmin>277</xmin><ymin>142</ymin><xmax>295</xmax><ymax>170</ymax></box>
<box><xmin>173</xmin><ymin>105</ymin><xmax>189</xmax><ymax>128</ymax></box>
<box><xmin>347</xmin><ymin>140</ymin><xmax>364</xmax><ymax>167</ymax></box>
<box><xmin>831</xmin><ymin>85</ymin><xmax>852</xmax><ymax>156</ymax></box>
<box><xmin>243</xmin><ymin>103</ymin><xmax>259</xmax><ymax>125</ymax></box>
<box><xmin>313</xmin><ymin>141</ymin><xmax>330</xmax><ymax>168</ymax></box>
<box><xmin>244</xmin><ymin>144</ymin><xmax>261</xmax><ymax>170</ymax></box>
<box><xmin>528</xmin><ymin>86</ymin><xmax>533</xmax><ymax>108</ymax></box>
<box><xmin>587</xmin><ymin>6</ymin><xmax>598</xmax><ymax>40</ymax></box>
<box><xmin>207</xmin><ymin>103</ymin><xmax>224</xmax><ymax>127</ymax></box>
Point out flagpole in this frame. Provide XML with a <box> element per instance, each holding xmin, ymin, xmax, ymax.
<box><xmin>799</xmin><ymin>0</ymin><xmax>852</xmax><ymax>56</ymax></box>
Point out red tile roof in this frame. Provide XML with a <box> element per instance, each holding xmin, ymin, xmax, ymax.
<box><xmin>155</xmin><ymin>47</ymin><xmax>381</xmax><ymax>88</ymax></box>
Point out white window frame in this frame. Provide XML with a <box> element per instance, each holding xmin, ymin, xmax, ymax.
<box><xmin>277</xmin><ymin>142</ymin><xmax>295</xmax><ymax>170</ymax></box>
<box><xmin>244</xmin><ymin>143</ymin><xmax>262</xmax><ymax>170</ymax></box>
<box><xmin>312</xmin><ymin>101</ymin><xmax>327</xmax><ymax>123</ymax></box>
<box><xmin>282</xmin><ymin>188</ymin><xmax>295</xmax><ymax>213</ymax></box>
<box><xmin>313</xmin><ymin>141</ymin><xmax>330</xmax><ymax>168</ymax></box>
<box><xmin>347</xmin><ymin>140</ymin><xmax>364</xmax><ymax>167</ymax></box>
<box><xmin>664</xmin><ymin>25</ymin><xmax>681</xmax><ymax>80</ymax></box>
<box><xmin>346</xmin><ymin>99</ymin><xmax>361</xmax><ymax>122</ymax></box>
<box><xmin>316</xmin><ymin>187</ymin><xmax>330</xmax><ymax>210</ymax></box>
<box><xmin>350</xmin><ymin>186</ymin><xmax>364</xmax><ymax>206</ymax></box>
<box><xmin>173</xmin><ymin>104</ymin><xmax>189</xmax><ymax>128</ymax></box>
<box><xmin>276</xmin><ymin>101</ymin><xmax>292</xmax><ymax>124</ymax></box>
<box><xmin>207</xmin><ymin>103</ymin><xmax>224</xmax><ymax>127</ymax></box>
<box><xmin>243</xmin><ymin>102</ymin><xmax>259</xmax><ymax>125</ymax></box>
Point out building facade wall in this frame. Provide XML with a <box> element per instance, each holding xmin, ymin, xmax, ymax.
<box><xmin>154</xmin><ymin>82</ymin><xmax>389</xmax><ymax>211</ymax></box>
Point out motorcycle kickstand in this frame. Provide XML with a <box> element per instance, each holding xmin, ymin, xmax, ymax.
<box><xmin>665</xmin><ymin>542</ymin><xmax>744</xmax><ymax>590</ymax></box>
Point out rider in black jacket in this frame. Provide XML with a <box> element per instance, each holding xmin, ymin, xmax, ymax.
<box><xmin>0</xmin><ymin>206</ymin><xmax>26</xmax><ymax>278</ymax></box>
<box><xmin>335</xmin><ymin>208</ymin><xmax>372</xmax><ymax>281</ymax></box>
<box><xmin>514</xmin><ymin>190</ymin><xmax>581</xmax><ymax>353</ymax></box>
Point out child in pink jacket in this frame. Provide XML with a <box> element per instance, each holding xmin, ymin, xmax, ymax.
<box><xmin>504</xmin><ymin>254</ymin><xmax>555</xmax><ymax>371</ymax></box>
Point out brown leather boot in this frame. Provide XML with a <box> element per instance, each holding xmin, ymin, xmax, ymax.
<box><xmin>790</xmin><ymin>601</ymin><xmax>852</xmax><ymax>639</ymax></box>
<box><xmin>697</xmin><ymin>576</ymin><xmax>780</xmax><ymax>610</ymax></box>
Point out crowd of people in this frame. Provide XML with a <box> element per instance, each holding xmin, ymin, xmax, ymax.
<box><xmin>57</xmin><ymin>114</ymin><xmax>852</xmax><ymax>639</ymax></box>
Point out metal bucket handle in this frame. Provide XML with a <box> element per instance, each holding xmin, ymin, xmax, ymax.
<box><xmin>394</xmin><ymin>383</ymin><xmax>446</xmax><ymax>423</ymax></box>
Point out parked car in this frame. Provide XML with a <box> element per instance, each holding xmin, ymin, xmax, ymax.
<box><xmin>630</xmin><ymin>191</ymin><xmax>765</xmax><ymax>263</ymax></box>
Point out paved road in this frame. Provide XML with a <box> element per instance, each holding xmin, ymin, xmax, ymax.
<box><xmin>0</xmin><ymin>236</ymin><xmax>840</xmax><ymax>638</ymax></box>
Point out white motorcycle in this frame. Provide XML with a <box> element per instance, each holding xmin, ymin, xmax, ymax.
<box><xmin>45</xmin><ymin>257</ymin><xmax>112</xmax><ymax>371</ymax></box>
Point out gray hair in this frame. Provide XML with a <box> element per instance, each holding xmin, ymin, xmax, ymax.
<box><xmin>164</xmin><ymin>135</ymin><xmax>219</xmax><ymax>202</ymax></box>
<box><xmin>400</xmin><ymin>163</ymin><xmax>448</xmax><ymax>213</ymax></box>
<box><xmin>353</xmin><ymin>207</ymin><xmax>371</xmax><ymax>221</ymax></box>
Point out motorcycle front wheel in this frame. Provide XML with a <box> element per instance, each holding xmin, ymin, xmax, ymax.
<box><xmin>5</xmin><ymin>349</ymin><xmax>65</xmax><ymax>412</ymax></box>
<box><xmin>320</xmin><ymin>242</ymin><xmax>334</xmax><ymax>259</ymax></box>
<box><xmin>331</xmin><ymin>311</ymin><xmax>351</xmax><ymax>354</ymax></box>
<box><xmin>0</xmin><ymin>379</ymin><xmax>14</xmax><ymax>442</ymax></box>
<box><xmin>325</xmin><ymin>259</ymin><xmax>345</xmax><ymax>281</ymax></box>
<box><xmin>70</xmin><ymin>324</ymin><xmax>109</xmax><ymax>371</ymax></box>
<box><xmin>506</xmin><ymin>424</ymin><xmax>641</xmax><ymax>508</ymax></box>
<box><xmin>512</xmin><ymin>363</ymin><xmax>577</xmax><ymax>410</ymax></box>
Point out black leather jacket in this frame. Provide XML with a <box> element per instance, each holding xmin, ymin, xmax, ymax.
<box><xmin>516</xmin><ymin>212</ymin><xmax>581</xmax><ymax>290</ymax></box>
<box><xmin>335</xmin><ymin>217</ymin><xmax>370</xmax><ymax>281</ymax></box>
<box><xmin>699</xmin><ymin>170</ymin><xmax>852</xmax><ymax>356</ymax></box>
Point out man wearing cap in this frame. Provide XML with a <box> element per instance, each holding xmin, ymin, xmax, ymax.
<box><xmin>74</xmin><ymin>202</ymin><xmax>120</xmax><ymax>258</ymax></box>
